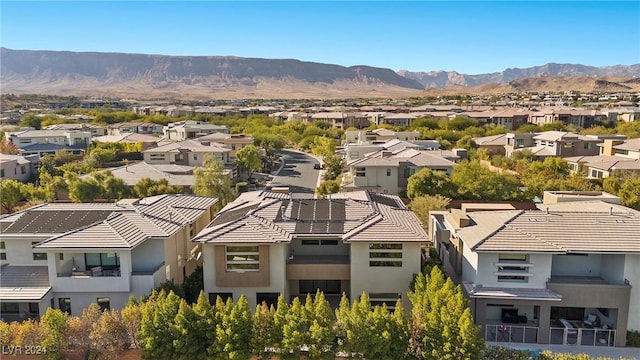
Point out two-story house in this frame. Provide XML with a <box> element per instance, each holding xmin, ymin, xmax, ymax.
<box><xmin>344</xmin><ymin>148</ymin><xmax>457</xmax><ymax>194</ymax></box>
<box><xmin>428</xmin><ymin>194</ymin><xmax>639</xmax><ymax>347</ymax></box>
<box><xmin>107</xmin><ymin>122</ymin><xmax>163</xmax><ymax>137</ymax></box>
<box><xmin>142</xmin><ymin>140</ymin><xmax>232</xmax><ymax>166</ymax></box>
<box><xmin>195</xmin><ymin>133</ymin><xmax>254</xmax><ymax>158</ymax></box>
<box><xmin>44</xmin><ymin>123</ymin><xmax>107</xmax><ymax>137</ymax></box>
<box><xmin>0</xmin><ymin>154</ymin><xmax>39</xmax><ymax>182</ymax></box>
<box><xmin>163</xmin><ymin>121</ymin><xmax>229</xmax><ymax>141</ymax></box>
<box><xmin>564</xmin><ymin>138</ymin><xmax>640</xmax><ymax>179</ymax></box>
<box><xmin>0</xmin><ymin>195</ymin><xmax>217</xmax><ymax>319</ymax></box>
<box><xmin>6</xmin><ymin>129</ymin><xmax>92</xmax><ymax>156</ymax></box>
<box><xmin>192</xmin><ymin>190</ymin><xmax>428</xmax><ymax>310</ymax></box>
<box><xmin>344</xmin><ymin>129</ymin><xmax>421</xmax><ymax>145</ymax></box>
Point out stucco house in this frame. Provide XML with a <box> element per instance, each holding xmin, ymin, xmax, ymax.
<box><xmin>428</xmin><ymin>195</ymin><xmax>639</xmax><ymax>347</ymax></box>
<box><xmin>6</xmin><ymin>129</ymin><xmax>92</xmax><ymax>156</ymax></box>
<box><xmin>192</xmin><ymin>190</ymin><xmax>428</xmax><ymax>310</ymax></box>
<box><xmin>163</xmin><ymin>120</ymin><xmax>229</xmax><ymax>141</ymax></box>
<box><xmin>0</xmin><ymin>195</ymin><xmax>217</xmax><ymax>319</ymax></box>
<box><xmin>343</xmin><ymin>148</ymin><xmax>457</xmax><ymax>194</ymax></box>
<box><xmin>142</xmin><ymin>140</ymin><xmax>232</xmax><ymax>166</ymax></box>
<box><xmin>0</xmin><ymin>153</ymin><xmax>39</xmax><ymax>182</ymax></box>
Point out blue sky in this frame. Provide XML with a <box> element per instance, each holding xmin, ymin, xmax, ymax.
<box><xmin>1</xmin><ymin>1</ymin><xmax>639</xmax><ymax>74</ymax></box>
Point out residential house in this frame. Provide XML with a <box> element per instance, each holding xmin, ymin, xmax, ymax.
<box><xmin>44</xmin><ymin>123</ymin><xmax>107</xmax><ymax>137</ymax></box>
<box><xmin>529</xmin><ymin>109</ymin><xmax>606</xmax><ymax>128</ymax></box>
<box><xmin>163</xmin><ymin>120</ymin><xmax>229</xmax><ymax>141</ymax></box>
<box><xmin>6</xmin><ymin>129</ymin><xmax>91</xmax><ymax>156</ymax></box>
<box><xmin>507</xmin><ymin>131</ymin><xmax>604</xmax><ymax>159</ymax></box>
<box><xmin>192</xmin><ymin>190</ymin><xmax>428</xmax><ymax>310</ymax></box>
<box><xmin>0</xmin><ymin>154</ymin><xmax>39</xmax><ymax>182</ymax></box>
<box><xmin>93</xmin><ymin>132</ymin><xmax>171</xmax><ymax>150</ymax></box>
<box><xmin>486</xmin><ymin>109</ymin><xmax>530</xmax><ymax>130</ymax></box>
<box><xmin>0</xmin><ymin>195</ymin><xmax>217</xmax><ymax>319</ymax></box>
<box><xmin>563</xmin><ymin>138</ymin><xmax>640</xmax><ymax>178</ymax></box>
<box><xmin>429</xmin><ymin>195</ymin><xmax>639</xmax><ymax>347</ymax></box>
<box><xmin>344</xmin><ymin>129</ymin><xmax>420</xmax><ymax>145</ymax></box>
<box><xmin>195</xmin><ymin>133</ymin><xmax>254</xmax><ymax>158</ymax></box>
<box><xmin>473</xmin><ymin>134</ymin><xmax>508</xmax><ymax>156</ymax></box>
<box><xmin>344</xmin><ymin>148</ymin><xmax>457</xmax><ymax>194</ymax></box>
<box><xmin>107</xmin><ymin>122</ymin><xmax>163</xmax><ymax>137</ymax></box>
<box><xmin>601</xmin><ymin>107</ymin><xmax>640</xmax><ymax>123</ymax></box>
<box><xmin>143</xmin><ymin>140</ymin><xmax>232</xmax><ymax>166</ymax></box>
<box><xmin>599</xmin><ymin>138</ymin><xmax>640</xmax><ymax>160</ymax></box>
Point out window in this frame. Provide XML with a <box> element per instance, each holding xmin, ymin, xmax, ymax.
<box><xmin>386</xmin><ymin>168</ymin><xmax>391</xmax><ymax>176</ymax></box>
<box><xmin>497</xmin><ymin>254</ymin><xmax>530</xmax><ymax>283</ymax></box>
<box><xmin>355</xmin><ymin>167</ymin><xmax>366</xmax><ymax>177</ymax></box>
<box><xmin>370</xmin><ymin>293</ymin><xmax>401</xmax><ymax>309</ymax></box>
<box><xmin>369</xmin><ymin>243</ymin><xmax>402</xmax><ymax>267</ymax></box>
<box><xmin>590</xmin><ymin>169</ymin><xmax>604</xmax><ymax>179</ymax></box>
<box><xmin>226</xmin><ymin>246</ymin><xmax>259</xmax><ymax>271</ymax></box>
<box><xmin>0</xmin><ymin>169</ymin><xmax>4</xmax><ymax>177</ymax></box>
<box><xmin>20</xmin><ymin>165</ymin><xmax>26</xmax><ymax>174</ymax></box>
<box><xmin>299</xmin><ymin>280</ymin><xmax>341</xmax><ymax>294</ymax></box>
<box><xmin>97</xmin><ymin>297</ymin><xmax>110</xmax><ymax>311</ymax></box>
<box><xmin>584</xmin><ymin>143</ymin><xmax>593</xmax><ymax>150</ymax></box>
<box><xmin>301</xmin><ymin>239</ymin><xmax>339</xmax><ymax>246</ymax></box>
<box><xmin>59</xmin><ymin>298</ymin><xmax>71</xmax><ymax>314</ymax></box>
<box><xmin>0</xmin><ymin>253</ymin><xmax>6</xmax><ymax>260</ymax></box>
<box><xmin>256</xmin><ymin>292</ymin><xmax>280</xmax><ymax>307</ymax></box>
<box><xmin>59</xmin><ymin>253</ymin><xmax>64</xmax><ymax>260</ymax></box>
<box><xmin>149</xmin><ymin>154</ymin><xmax>166</xmax><ymax>161</ymax></box>
<box><xmin>403</xmin><ymin>168</ymin><xmax>416</xmax><ymax>179</ymax></box>
<box><xmin>32</xmin><ymin>242</ymin><xmax>47</xmax><ymax>260</ymax></box>
<box><xmin>193</xmin><ymin>154</ymin><xmax>198</xmax><ymax>161</ymax></box>
<box><xmin>209</xmin><ymin>292</ymin><xmax>233</xmax><ymax>304</ymax></box>
<box><xmin>349</xmin><ymin>151</ymin><xmax>359</xmax><ymax>159</ymax></box>
<box><xmin>1</xmin><ymin>302</ymin><xmax>19</xmax><ymax>314</ymax></box>
<box><xmin>85</xmin><ymin>253</ymin><xmax>120</xmax><ymax>270</ymax></box>
<box><xmin>28</xmin><ymin>303</ymin><xmax>39</xmax><ymax>315</ymax></box>
<box><xmin>0</xmin><ymin>241</ymin><xmax>5</xmax><ymax>249</ymax></box>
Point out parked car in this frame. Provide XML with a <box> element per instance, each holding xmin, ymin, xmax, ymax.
<box><xmin>313</xmin><ymin>163</ymin><xmax>321</xmax><ymax>170</ymax></box>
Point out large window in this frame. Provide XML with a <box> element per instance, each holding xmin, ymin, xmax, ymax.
<box><xmin>209</xmin><ymin>292</ymin><xmax>233</xmax><ymax>304</ymax></box>
<box><xmin>497</xmin><ymin>254</ymin><xmax>530</xmax><ymax>283</ymax></box>
<box><xmin>149</xmin><ymin>154</ymin><xmax>165</xmax><ymax>161</ymax></box>
<box><xmin>370</xmin><ymin>293</ymin><xmax>401</xmax><ymax>309</ymax></box>
<box><xmin>355</xmin><ymin>167</ymin><xmax>366</xmax><ymax>177</ymax></box>
<box><xmin>1</xmin><ymin>302</ymin><xmax>19</xmax><ymax>314</ymax></box>
<box><xmin>85</xmin><ymin>253</ymin><xmax>120</xmax><ymax>270</ymax></box>
<box><xmin>59</xmin><ymin>298</ymin><xmax>71</xmax><ymax>314</ymax></box>
<box><xmin>369</xmin><ymin>243</ymin><xmax>402</xmax><ymax>267</ymax></box>
<box><xmin>226</xmin><ymin>246</ymin><xmax>259</xmax><ymax>272</ymax></box>
<box><xmin>301</xmin><ymin>239</ymin><xmax>339</xmax><ymax>246</ymax></box>
<box><xmin>299</xmin><ymin>280</ymin><xmax>341</xmax><ymax>294</ymax></box>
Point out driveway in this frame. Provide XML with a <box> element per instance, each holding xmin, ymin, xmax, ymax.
<box><xmin>267</xmin><ymin>149</ymin><xmax>322</xmax><ymax>194</ymax></box>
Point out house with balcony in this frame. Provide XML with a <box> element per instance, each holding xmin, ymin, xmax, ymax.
<box><xmin>344</xmin><ymin>129</ymin><xmax>420</xmax><ymax>145</ymax></box>
<box><xmin>564</xmin><ymin>138</ymin><xmax>640</xmax><ymax>179</ymax></box>
<box><xmin>163</xmin><ymin>120</ymin><xmax>229</xmax><ymax>141</ymax></box>
<box><xmin>107</xmin><ymin>122</ymin><xmax>163</xmax><ymax>137</ymax></box>
<box><xmin>6</xmin><ymin>129</ymin><xmax>91</xmax><ymax>156</ymax></box>
<box><xmin>0</xmin><ymin>195</ymin><xmax>217</xmax><ymax>319</ymax></box>
<box><xmin>506</xmin><ymin>131</ymin><xmax>607</xmax><ymax>159</ymax></box>
<box><xmin>44</xmin><ymin>123</ymin><xmax>107</xmax><ymax>137</ymax></box>
<box><xmin>428</xmin><ymin>195</ymin><xmax>639</xmax><ymax>347</ymax></box>
<box><xmin>343</xmin><ymin>148</ymin><xmax>457</xmax><ymax>194</ymax></box>
<box><xmin>192</xmin><ymin>190</ymin><xmax>428</xmax><ymax>310</ymax></box>
<box><xmin>0</xmin><ymin>153</ymin><xmax>39</xmax><ymax>182</ymax></box>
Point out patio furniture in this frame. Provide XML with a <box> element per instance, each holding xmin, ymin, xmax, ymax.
<box><xmin>584</xmin><ymin>313</ymin><xmax>599</xmax><ymax>327</ymax></box>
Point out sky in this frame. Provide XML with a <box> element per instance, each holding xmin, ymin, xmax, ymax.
<box><xmin>1</xmin><ymin>1</ymin><xmax>639</xmax><ymax>75</ymax></box>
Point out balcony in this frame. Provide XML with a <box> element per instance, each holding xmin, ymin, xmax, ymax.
<box><xmin>547</xmin><ymin>276</ymin><xmax>631</xmax><ymax>309</ymax></box>
<box><xmin>53</xmin><ymin>267</ymin><xmax>129</xmax><ymax>292</ymax></box>
<box><xmin>287</xmin><ymin>255</ymin><xmax>350</xmax><ymax>280</ymax></box>
<box><xmin>131</xmin><ymin>262</ymin><xmax>166</xmax><ymax>296</ymax></box>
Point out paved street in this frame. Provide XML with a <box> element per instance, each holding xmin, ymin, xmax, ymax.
<box><xmin>267</xmin><ymin>149</ymin><xmax>322</xmax><ymax>194</ymax></box>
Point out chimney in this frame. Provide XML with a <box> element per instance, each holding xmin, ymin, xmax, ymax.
<box><xmin>381</xmin><ymin>151</ymin><xmax>392</xmax><ymax>157</ymax></box>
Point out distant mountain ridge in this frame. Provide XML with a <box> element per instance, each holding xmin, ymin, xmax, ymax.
<box><xmin>1</xmin><ymin>48</ymin><xmax>638</xmax><ymax>99</ymax></box>
<box><xmin>398</xmin><ymin>63</ymin><xmax>640</xmax><ymax>88</ymax></box>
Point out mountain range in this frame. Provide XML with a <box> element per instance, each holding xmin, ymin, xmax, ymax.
<box><xmin>1</xmin><ymin>48</ymin><xmax>638</xmax><ymax>99</ymax></box>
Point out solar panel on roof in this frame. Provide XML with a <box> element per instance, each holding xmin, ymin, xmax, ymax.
<box><xmin>369</xmin><ymin>193</ymin><xmax>401</xmax><ymax>208</ymax></box>
<box><xmin>208</xmin><ymin>204</ymin><xmax>258</xmax><ymax>227</ymax></box>
<box><xmin>3</xmin><ymin>210</ymin><xmax>115</xmax><ymax>234</ymax></box>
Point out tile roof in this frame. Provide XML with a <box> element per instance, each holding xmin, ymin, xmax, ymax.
<box><xmin>473</xmin><ymin>134</ymin><xmax>508</xmax><ymax>146</ymax></box>
<box><xmin>455</xmin><ymin>202</ymin><xmax>640</xmax><ymax>253</ymax></box>
<box><xmin>193</xmin><ymin>191</ymin><xmax>427</xmax><ymax>244</ymax></box>
<box><xmin>0</xmin><ymin>265</ymin><xmax>51</xmax><ymax>301</ymax></box>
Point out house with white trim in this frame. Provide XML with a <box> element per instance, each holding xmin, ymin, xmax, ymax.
<box><xmin>0</xmin><ymin>195</ymin><xmax>217</xmax><ymax>319</ymax></box>
<box><xmin>192</xmin><ymin>190</ymin><xmax>428</xmax><ymax>310</ymax></box>
<box><xmin>428</xmin><ymin>194</ymin><xmax>639</xmax><ymax>347</ymax></box>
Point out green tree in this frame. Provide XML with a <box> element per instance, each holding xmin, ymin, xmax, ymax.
<box><xmin>133</xmin><ymin>178</ymin><xmax>183</xmax><ymax>198</ymax></box>
<box><xmin>455</xmin><ymin>135</ymin><xmax>478</xmax><ymax>151</ymax></box>
<box><xmin>451</xmin><ymin>161</ymin><xmax>522</xmax><ymax>201</ymax></box>
<box><xmin>316</xmin><ymin>179</ymin><xmax>341</xmax><ymax>197</ymax></box>
<box><xmin>272</xmin><ymin>294</ymin><xmax>289</xmax><ymax>354</ymax></box>
<box><xmin>236</xmin><ymin>144</ymin><xmax>262</xmax><ymax>181</ymax></box>
<box><xmin>94</xmin><ymin>171</ymin><xmax>131</xmax><ymax>201</ymax></box>
<box><xmin>282</xmin><ymin>296</ymin><xmax>312</xmax><ymax>358</ymax></box>
<box><xmin>67</xmin><ymin>175</ymin><xmax>103</xmax><ymax>203</ymax></box>
<box><xmin>214</xmin><ymin>295</ymin><xmax>252</xmax><ymax>359</ymax></box>
<box><xmin>322</xmin><ymin>154</ymin><xmax>345</xmax><ymax>181</ymax></box>
<box><xmin>40</xmin><ymin>308</ymin><xmax>69</xmax><ymax>358</ymax></box>
<box><xmin>308</xmin><ymin>291</ymin><xmax>335</xmax><ymax>359</ymax></box>
<box><xmin>19</xmin><ymin>114</ymin><xmax>42</xmax><ymax>129</ymax></box>
<box><xmin>409</xmin><ymin>267</ymin><xmax>483</xmax><ymax>360</ymax></box>
<box><xmin>139</xmin><ymin>290</ymin><xmax>181</xmax><ymax>359</ymax></box>
<box><xmin>618</xmin><ymin>177</ymin><xmax>640</xmax><ymax>210</ymax></box>
<box><xmin>121</xmin><ymin>297</ymin><xmax>143</xmax><ymax>349</ymax></box>
<box><xmin>173</xmin><ymin>299</ymin><xmax>209</xmax><ymax>360</ymax></box>
<box><xmin>0</xmin><ymin>179</ymin><xmax>25</xmax><ymax>213</ymax></box>
<box><xmin>407</xmin><ymin>168</ymin><xmax>457</xmax><ymax>199</ymax></box>
<box><xmin>251</xmin><ymin>302</ymin><xmax>276</xmax><ymax>359</ymax></box>
<box><xmin>191</xmin><ymin>154</ymin><xmax>234</xmax><ymax>209</ymax></box>
<box><xmin>408</xmin><ymin>195</ymin><xmax>451</xmax><ymax>231</ymax></box>
<box><xmin>310</xmin><ymin>137</ymin><xmax>337</xmax><ymax>158</ymax></box>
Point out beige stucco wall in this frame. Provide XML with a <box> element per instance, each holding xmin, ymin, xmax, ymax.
<box><xmin>475</xmin><ymin>252</ymin><xmax>552</xmax><ymax>289</ymax></box>
<box><xmin>1</xmin><ymin>236</ymin><xmax>51</xmax><ymax>265</ymax></box>
<box><xmin>350</xmin><ymin>242</ymin><xmax>422</xmax><ymax>310</ymax></box>
<box><xmin>624</xmin><ymin>254</ymin><xmax>640</xmax><ymax>331</ymax></box>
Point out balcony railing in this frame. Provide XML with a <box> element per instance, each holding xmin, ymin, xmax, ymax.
<box><xmin>549</xmin><ymin>326</ymin><xmax>615</xmax><ymax>346</ymax></box>
<box><xmin>485</xmin><ymin>324</ymin><xmax>539</xmax><ymax>344</ymax></box>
